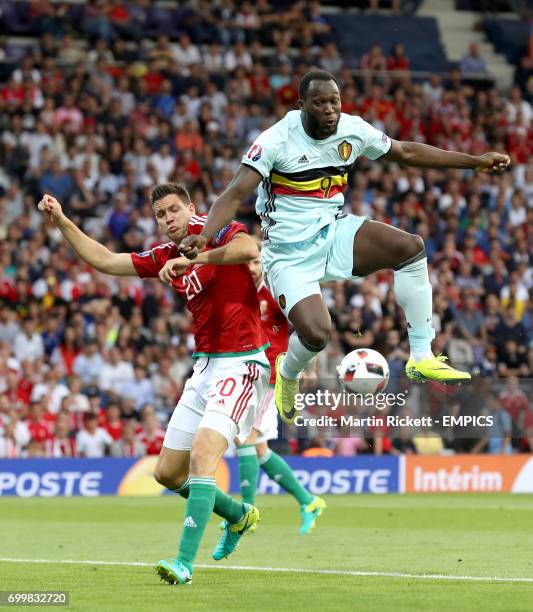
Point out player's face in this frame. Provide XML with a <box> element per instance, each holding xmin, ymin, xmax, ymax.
<box><xmin>248</xmin><ymin>255</ymin><xmax>263</xmax><ymax>284</ymax></box>
<box><xmin>300</xmin><ymin>80</ymin><xmax>341</xmax><ymax>139</ymax></box>
<box><xmin>153</xmin><ymin>194</ymin><xmax>195</xmax><ymax>241</ymax></box>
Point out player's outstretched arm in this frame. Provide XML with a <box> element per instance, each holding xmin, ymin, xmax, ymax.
<box><xmin>383</xmin><ymin>140</ymin><xmax>510</xmax><ymax>173</ymax></box>
<box><xmin>38</xmin><ymin>194</ymin><xmax>136</xmax><ymax>276</ymax></box>
<box><xmin>180</xmin><ymin>165</ymin><xmax>261</xmax><ymax>259</ymax></box>
<box><xmin>159</xmin><ymin>233</ymin><xmax>258</xmax><ymax>285</ymax></box>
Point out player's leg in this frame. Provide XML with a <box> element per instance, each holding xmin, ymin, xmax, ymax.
<box><xmin>154</xmin><ymin>447</ymin><xmax>190</xmax><ymax>495</ymax></box>
<box><xmin>172</xmin><ymin>426</ymin><xmax>231</xmax><ymax>578</ymax></box>
<box><xmin>258</xmin><ymin>444</ymin><xmax>326</xmax><ymax>534</ymax></box>
<box><xmin>236</xmin><ymin>428</ymin><xmax>260</xmax><ymax>505</ymax></box>
<box><xmin>209</xmin><ymin>359</ymin><xmax>269</xmax><ymax>560</ymax></box>
<box><xmin>153</xmin><ymin>373</ymin><xmax>246</xmax><ymax>521</ymax></box>
<box><xmin>275</xmin><ymin>294</ymin><xmax>331</xmax><ymax>422</ymax></box>
<box><xmin>351</xmin><ymin>219</ymin><xmax>470</xmax><ymax>382</ymax></box>
<box><xmin>155</xmin><ymin>362</ymin><xmax>260</xmax><ymax>585</ymax></box>
<box><xmin>255</xmin><ymin>397</ymin><xmax>327</xmax><ymax>535</ymax></box>
<box><xmin>157</xmin><ymin>426</ymin><xmax>242</xmax><ymax>585</ymax></box>
<box><xmin>257</xmin><ymin>442</ymin><xmax>310</xmax><ymax>502</ymax></box>
<box><xmin>261</xmin><ymin>230</ymin><xmax>333</xmax><ymax>422</ymax></box>
<box><xmin>283</xmin><ymin>294</ymin><xmax>331</xmax><ymax>378</ymax></box>
<box><xmin>154</xmin><ymin>441</ymin><xmax>251</xmax><ymax>522</ymax></box>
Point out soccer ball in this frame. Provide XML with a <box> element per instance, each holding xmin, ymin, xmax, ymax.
<box><xmin>337</xmin><ymin>349</ymin><xmax>390</xmax><ymax>394</ymax></box>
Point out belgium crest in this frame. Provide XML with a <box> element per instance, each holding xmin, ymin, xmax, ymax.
<box><xmin>338</xmin><ymin>140</ymin><xmax>352</xmax><ymax>162</ymax></box>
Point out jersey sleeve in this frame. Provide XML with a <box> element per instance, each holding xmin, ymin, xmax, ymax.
<box><xmin>241</xmin><ymin>126</ymin><xmax>281</xmax><ymax>178</ymax></box>
<box><xmin>131</xmin><ymin>243</ymin><xmax>176</xmax><ymax>278</ymax></box>
<box><xmin>212</xmin><ymin>221</ymin><xmax>248</xmax><ymax>247</ymax></box>
<box><xmin>359</xmin><ymin>119</ymin><xmax>392</xmax><ymax>160</ymax></box>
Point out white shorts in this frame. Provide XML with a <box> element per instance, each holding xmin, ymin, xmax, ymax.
<box><xmin>163</xmin><ymin>353</ymin><xmax>270</xmax><ymax>450</ymax></box>
<box><xmin>261</xmin><ymin>214</ymin><xmax>367</xmax><ymax>316</ymax></box>
<box><xmin>237</xmin><ymin>386</ymin><xmax>278</xmax><ymax>445</ymax></box>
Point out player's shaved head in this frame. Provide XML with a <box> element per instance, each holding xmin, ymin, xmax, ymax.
<box><xmin>299</xmin><ymin>70</ymin><xmax>339</xmax><ymax>100</ymax></box>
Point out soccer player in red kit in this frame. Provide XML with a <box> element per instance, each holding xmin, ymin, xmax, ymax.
<box><xmin>38</xmin><ymin>183</ymin><xmax>270</xmax><ymax>586</ymax></box>
<box><xmin>235</xmin><ymin>245</ymin><xmax>326</xmax><ymax>534</ymax></box>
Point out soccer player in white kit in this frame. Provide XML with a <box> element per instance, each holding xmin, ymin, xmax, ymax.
<box><xmin>181</xmin><ymin>70</ymin><xmax>511</xmax><ymax>423</ymax></box>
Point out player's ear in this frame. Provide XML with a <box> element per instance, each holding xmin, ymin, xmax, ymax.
<box><xmin>298</xmin><ymin>98</ymin><xmax>304</xmax><ymax>110</ymax></box>
<box><xmin>188</xmin><ymin>201</ymin><xmax>196</xmax><ymax>214</ymax></box>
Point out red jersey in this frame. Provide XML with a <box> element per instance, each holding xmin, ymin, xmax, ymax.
<box><xmin>46</xmin><ymin>437</ymin><xmax>77</xmax><ymax>458</ymax></box>
<box><xmin>138</xmin><ymin>428</ymin><xmax>165</xmax><ymax>455</ymax></box>
<box><xmin>257</xmin><ymin>282</ymin><xmax>289</xmax><ymax>384</ymax></box>
<box><xmin>499</xmin><ymin>389</ymin><xmax>529</xmax><ymax>422</ymax></box>
<box><xmin>131</xmin><ymin>215</ymin><xmax>268</xmax><ymax>357</ymax></box>
<box><xmin>104</xmin><ymin>420</ymin><xmax>124</xmax><ymax>441</ymax></box>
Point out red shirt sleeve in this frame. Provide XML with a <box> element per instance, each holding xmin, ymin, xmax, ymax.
<box><xmin>130</xmin><ymin>242</ymin><xmax>178</xmax><ymax>278</ymax></box>
<box><xmin>211</xmin><ymin>221</ymin><xmax>248</xmax><ymax>247</ymax></box>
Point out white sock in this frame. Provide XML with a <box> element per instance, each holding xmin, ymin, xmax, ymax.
<box><xmin>280</xmin><ymin>333</ymin><xmax>320</xmax><ymax>380</ymax></box>
<box><xmin>394</xmin><ymin>256</ymin><xmax>435</xmax><ymax>362</ymax></box>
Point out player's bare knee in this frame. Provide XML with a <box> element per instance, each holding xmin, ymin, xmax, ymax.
<box><xmin>395</xmin><ymin>233</ymin><xmax>425</xmax><ymax>267</ymax></box>
<box><xmin>255</xmin><ymin>442</ymin><xmax>269</xmax><ymax>458</ymax></box>
<box><xmin>299</xmin><ymin>321</ymin><xmax>331</xmax><ymax>350</ymax></box>
<box><xmin>189</xmin><ymin>448</ymin><xmax>216</xmax><ymax>477</ymax></box>
<box><xmin>154</xmin><ymin>467</ymin><xmax>178</xmax><ymax>490</ymax></box>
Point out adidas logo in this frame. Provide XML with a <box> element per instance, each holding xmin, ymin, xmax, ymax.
<box><xmin>240</xmin><ymin>479</ymin><xmax>250</xmax><ymax>487</ymax></box>
<box><xmin>184</xmin><ymin>516</ymin><xmax>197</xmax><ymax>528</ymax></box>
<box><xmin>273</xmin><ymin>474</ymin><xmax>282</xmax><ymax>482</ymax></box>
<box><xmin>297</xmin><ymin>155</ymin><xmax>309</xmax><ymax>163</ymax></box>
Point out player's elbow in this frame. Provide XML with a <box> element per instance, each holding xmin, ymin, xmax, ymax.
<box><xmin>95</xmin><ymin>254</ymin><xmax>123</xmax><ymax>276</ymax></box>
<box><xmin>94</xmin><ymin>258</ymin><xmax>115</xmax><ymax>275</ymax></box>
<box><xmin>234</xmin><ymin>236</ymin><xmax>259</xmax><ymax>262</ymax></box>
<box><xmin>395</xmin><ymin>141</ymin><xmax>415</xmax><ymax>164</ymax></box>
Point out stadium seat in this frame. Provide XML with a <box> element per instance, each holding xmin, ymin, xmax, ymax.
<box><xmin>326</xmin><ymin>15</ymin><xmax>449</xmax><ymax>72</ymax></box>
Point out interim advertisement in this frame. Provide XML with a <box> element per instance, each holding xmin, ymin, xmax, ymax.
<box><xmin>403</xmin><ymin>455</ymin><xmax>533</xmax><ymax>493</ymax></box>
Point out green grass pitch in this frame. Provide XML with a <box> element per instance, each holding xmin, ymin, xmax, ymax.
<box><xmin>1</xmin><ymin>494</ymin><xmax>533</xmax><ymax>611</ymax></box>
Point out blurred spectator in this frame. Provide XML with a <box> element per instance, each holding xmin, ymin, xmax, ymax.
<box><xmin>119</xmin><ymin>365</ymin><xmax>155</xmax><ymax>411</ymax></box>
<box><xmin>98</xmin><ymin>347</ymin><xmax>134</xmax><ymax>396</ymax></box>
<box><xmin>13</xmin><ymin>318</ymin><xmax>45</xmax><ymax>362</ymax></box>
<box><xmin>110</xmin><ymin>420</ymin><xmax>144</xmax><ymax>457</ymax></box>
<box><xmin>102</xmin><ymin>401</ymin><xmax>124</xmax><ymax>441</ymax></box>
<box><xmin>47</xmin><ymin>411</ymin><xmax>77</xmax><ymax>457</ymax></box>
<box><xmin>76</xmin><ymin>413</ymin><xmax>112</xmax><ymax>458</ymax></box>
<box><xmin>486</xmin><ymin>392</ymin><xmax>513</xmax><ymax>454</ymax></box>
<box><xmin>0</xmin><ymin>413</ymin><xmax>30</xmax><ymax>458</ymax></box>
<box><xmin>39</xmin><ymin>158</ymin><xmax>74</xmax><ymax>202</ymax></box>
<box><xmin>137</xmin><ymin>413</ymin><xmax>165</xmax><ymax>455</ymax></box>
<box><xmin>0</xmin><ymin>303</ymin><xmax>20</xmax><ymax>344</ymax></box>
<box><xmin>72</xmin><ymin>340</ymin><xmax>104</xmax><ymax>388</ymax></box>
<box><xmin>460</xmin><ymin>42</ymin><xmax>487</xmax><ymax>75</ymax></box>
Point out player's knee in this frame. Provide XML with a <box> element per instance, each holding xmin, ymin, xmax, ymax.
<box><xmin>154</xmin><ymin>467</ymin><xmax>174</xmax><ymax>489</ymax></box>
<box><xmin>255</xmin><ymin>443</ymin><xmax>269</xmax><ymax>459</ymax></box>
<box><xmin>396</xmin><ymin>233</ymin><xmax>425</xmax><ymax>265</ymax></box>
<box><xmin>154</xmin><ymin>465</ymin><xmax>188</xmax><ymax>490</ymax></box>
<box><xmin>299</xmin><ymin>321</ymin><xmax>331</xmax><ymax>350</ymax></box>
<box><xmin>189</xmin><ymin>448</ymin><xmax>216</xmax><ymax>477</ymax></box>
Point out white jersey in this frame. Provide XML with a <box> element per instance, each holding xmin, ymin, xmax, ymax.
<box><xmin>241</xmin><ymin>110</ymin><xmax>391</xmax><ymax>243</ymax></box>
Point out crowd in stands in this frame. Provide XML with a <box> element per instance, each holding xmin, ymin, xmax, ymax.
<box><xmin>0</xmin><ymin>1</ymin><xmax>532</xmax><ymax>458</ymax></box>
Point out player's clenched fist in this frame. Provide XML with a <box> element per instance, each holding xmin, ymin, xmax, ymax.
<box><xmin>158</xmin><ymin>257</ymin><xmax>191</xmax><ymax>285</ymax></box>
<box><xmin>474</xmin><ymin>152</ymin><xmax>511</xmax><ymax>174</ymax></box>
<box><xmin>37</xmin><ymin>194</ymin><xmax>63</xmax><ymax>221</ymax></box>
<box><xmin>180</xmin><ymin>234</ymin><xmax>207</xmax><ymax>259</ymax></box>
